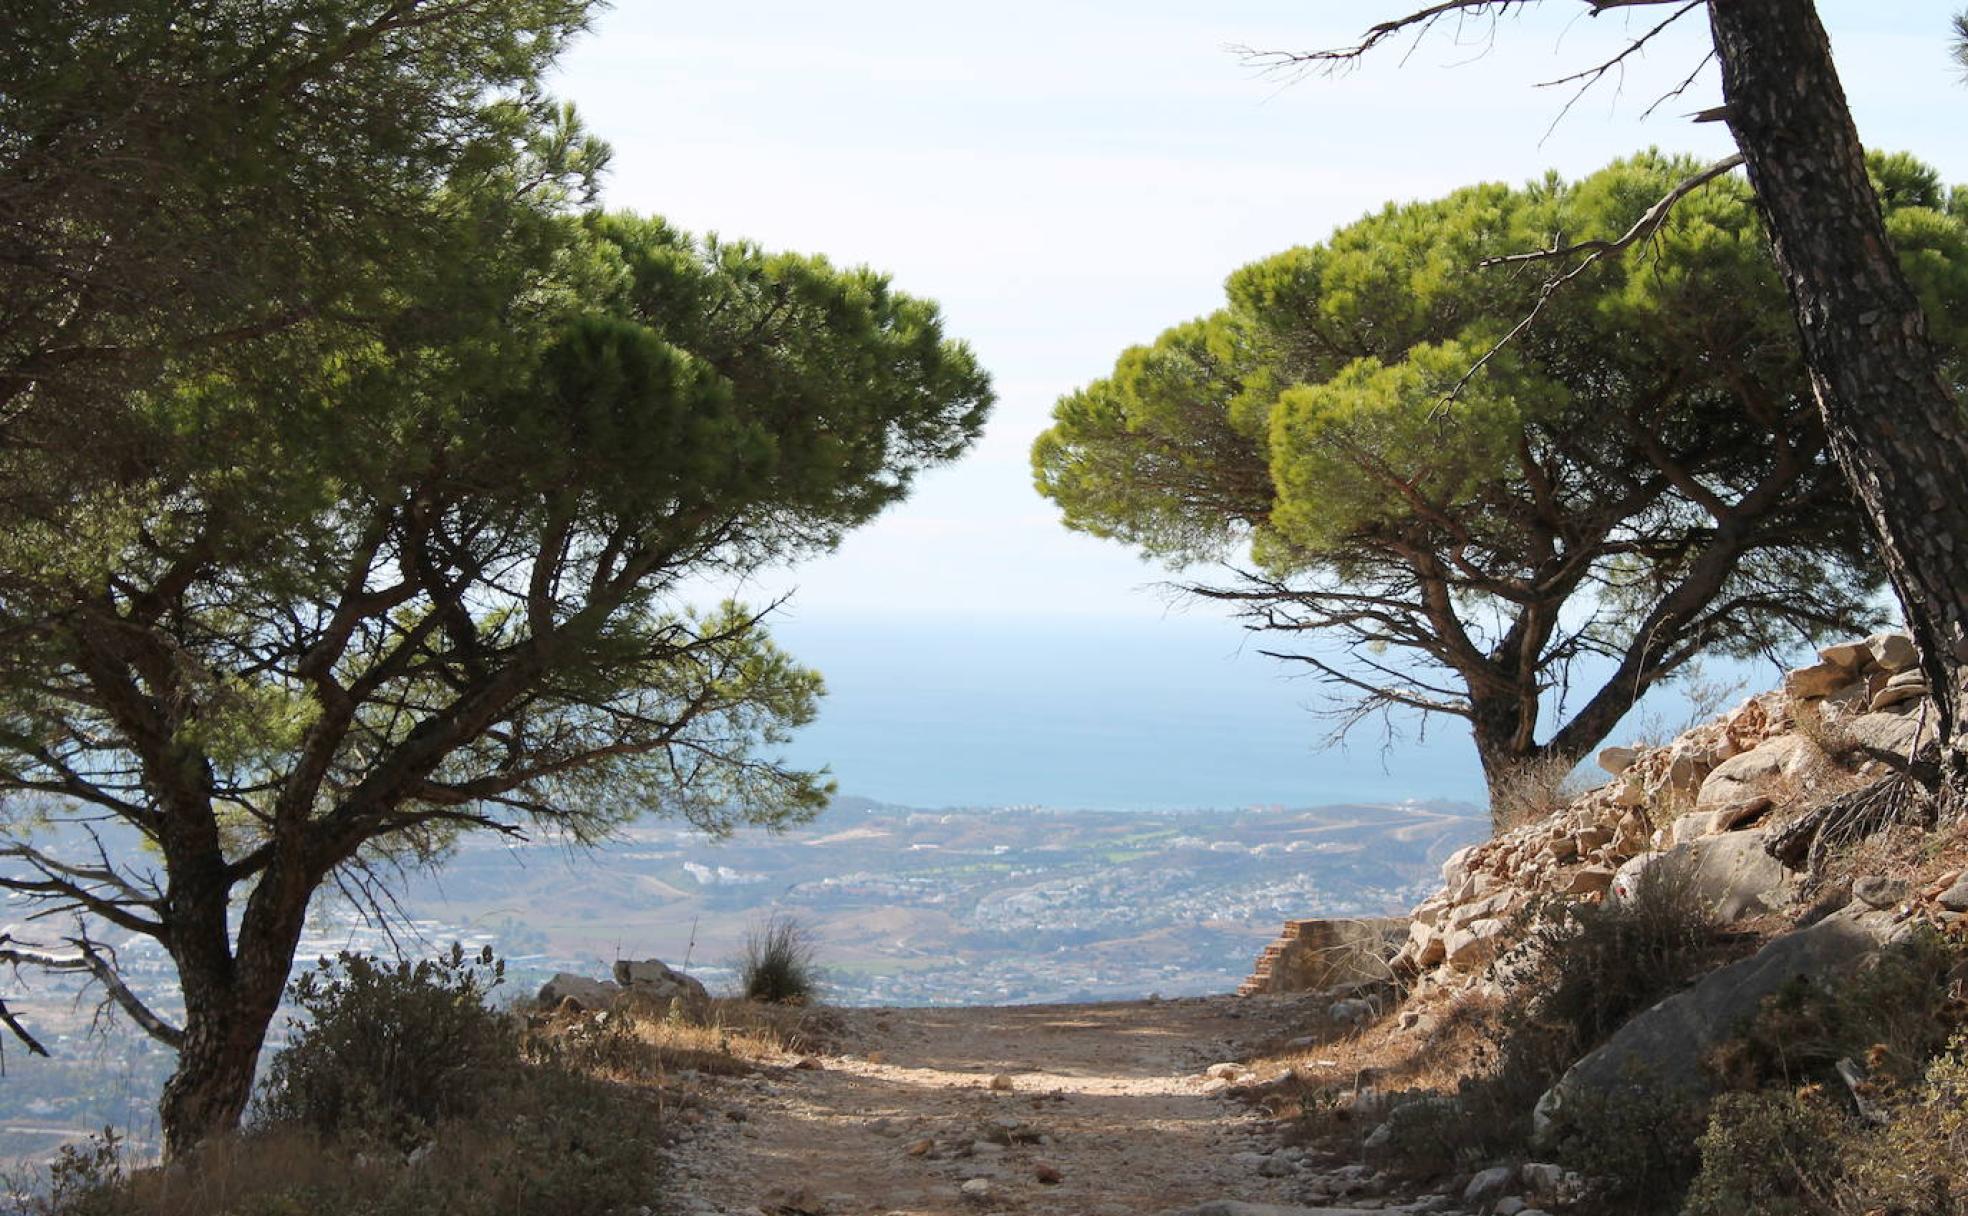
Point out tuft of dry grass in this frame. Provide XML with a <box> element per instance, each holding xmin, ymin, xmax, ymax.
<box><xmin>1489</xmin><ymin>752</ymin><xmax>1593</xmax><ymax>834</ymax></box>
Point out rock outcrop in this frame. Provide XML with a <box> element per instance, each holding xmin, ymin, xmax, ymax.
<box><xmin>1383</xmin><ymin>630</ymin><xmax>1935</xmax><ymax>1006</ymax></box>
<box><xmin>1532</xmin><ymin>901</ymin><xmax>1905</xmax><ymax>1141</ymax></box>
<box><xmin>538</xmin><ymin>956</ymin><xmax>709</xmax><ymax>1011</ymax></box>
<box><xmin>615</xmin><ymin>957</ymin><xmax>711</xmax><ymax>1006</ymax></box>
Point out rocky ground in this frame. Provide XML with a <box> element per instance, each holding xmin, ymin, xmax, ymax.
<box><xmin>660</xmin><ymin>995</ymin><xmax>1499</xmax><ymax>1216</ymax></box>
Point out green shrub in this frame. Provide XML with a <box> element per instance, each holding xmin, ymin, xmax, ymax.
<box><xmin>1682</xmin><ymin>1087</ymin><xmax>1849</xmax><ymax>1216</ymax></box>
<box><xmin>254</xmin><ymin>945</ymin><xmax>513</xmax><ymax>1146</ymax></box>
<box><xmin>1839</xmin><ymin>1032</ymin><xmax>1968</xmax><ymax>1214</ymax></box>
<box><xmin>1549</xmin><ymin>1070</ymin><xmax>1710</xmax><ymax>1209</ymax></box>
<box><xmin>741</xmin><ymin>912</ymin><xmax>819</xmax><ymax>1004</ymax></box>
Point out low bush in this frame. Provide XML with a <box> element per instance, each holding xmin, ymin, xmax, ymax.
<box><xmin>254</xmin><ymin>945</ymin><xmax>514</xmax><ymax>1146</ymax></box>
<box><xmin>1840</xmin><ymin>1032</ymin><xmax>1968</xmax><ymax>1214</ymax></box>
<box><xmin>741</xmin><ymin>912</ymin><xmax>820</xmax><ymax>1004</ymax></box>
<box><xmin>1363</xmin><ymin>863</ymin><xmax>1738</xmax><ymax>1193</ymax></box>
<box><xmin>1684</xmin><ymin>1033</ymin><xmax>1968</xmax><ymax>1216</ymax></box>
<box><xmin>1489</xmin><ymin>859</ymin><xmax>1737</xmax><ymax>1120</ymax></box>
<box><xmin>61</xmin><ymin>1070</ymin><xmax>666</xmax><ymax>1216</ymax></box>
<box><xmin>1681</xmin><ymin>1086</ymin><xmax>1849</xmax><ymax>1216</ymax></box>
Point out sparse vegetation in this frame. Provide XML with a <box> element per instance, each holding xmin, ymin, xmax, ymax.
<box><xmin>1706</xmin><ymin>926</ymin><xmax>1967</xmax><ymax>1096</ymax></box>
<box><xmin>1502</xmin><ymin>860</ymin><xmax>1736</xmax><ymax>1084</ymax></box>
<box><xmin>7</xmin><ymin>947</ymin><xmax>681</xmax><ymax>1216</ymax></box>
<box><xmin>742</xmin><ymin>913</ymin><xmax>822</xmax><ymax>1005</ymax></box>
<box><xmin>1686</xmin><ymin>1032</ymin><xmax>1968</xmax><ymax>1216</ymax></box>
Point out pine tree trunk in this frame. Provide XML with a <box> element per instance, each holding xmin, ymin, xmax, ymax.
<box><xmin>156</xmin><ymin>865</ymin><xmax>313</xmax><ymax>1158</ymax></box>
<box><xmin>158</xmin><ymin>1003</ymin><xmax>268</xmax><ymax>1160</ymax></box>
<box><xmin>1708</xmin><ymin>0</ymin><xmax>1968</xmax><ymax>773</ymax></box>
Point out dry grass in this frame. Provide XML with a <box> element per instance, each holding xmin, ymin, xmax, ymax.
<box><xmin>13</xmin><ymin>1065</ymin><xmax>671</xmax><ymax>1216</ymax></box>
<box><xmin>1239</xmin><ymin>988</ymin><xmax>1507</xmax><ymax>1141</ymax></box>
<box><xmin>1490</xmin><ymin>752</ymin><xmax>1593</xmax><ymax>834</ymax></box>
<box><xmin>530</xmin><ymin>992</ymin><xmax>840</xmax><ymax>1083</ymax></box>
<box><xmin>1808</xmin><ymin>815</ymin><xmax>1968</xmax><ymax>904</ymax></box>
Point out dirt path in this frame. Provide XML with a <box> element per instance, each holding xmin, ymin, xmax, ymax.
<box><xmin>665</xmin><ymin>995</ymin><xmax>1438</xmax><ymax>1216</ymax></box>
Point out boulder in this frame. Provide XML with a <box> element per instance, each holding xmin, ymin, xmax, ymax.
<box><xmin>1852</xmin><ymin>875</ymin><xmax>1909</xmax><ymax>910</ymax></box>
<box><xmin>1664</xmin><ymin>810</ymin><xmax>1723</xmax><ymax>847</ymax></box>
<box><xmin>1534</xmin><ymin>903</ymin><xmax>1900</xmax><ymax>1142</ymax></box>
<box><xmin>1938</xmin><ymin>872</ymin><xmax>1968</xmax><ymax>913</ymax></box>
<box><xmin>1563</xmin><ymin>866</ymin><xmax>1616</xmax><ymax>897</ymax></box>
<box><xmin>1610</xmin><ymin>829</ymin><xmax>1794</xmax><ymax>921</ymax></box>
<box><xmin>1846</xmin><ymin>707</ymin><xmax>1935</xmax><ymax>759</ymax></box>
<box><xmin>1868</xmin><ymin>631</ymin><xmax>1918</xmax><ymax>673</ymax></box>
<box><xmin>1661</xmin><ymin>748</ymin><xmax>1711</xmax><ymax>800</ymax></box>
<box><xmin>1465</xmin><ymin>1165</ymin><xmax>1516</xmax><ymax>1206</ymax></box>
<box><xmin>537</xmin><ymin>972</ymin><xmax>621</xmax><ymax>1011</ymax></box>
<box><xmin>1442</xmin><ymin>844</ymin><xmax>1481</xmax><ymax>883</ymax></box>
<box><xmin>1520</xmin><ymin>1162</ymin><xmax>1566</xmax><ymax>1196</ymax></box>
<box><xmin>1696</xmin><ymin>734</ymin><xmax>1814</xmax><ymax>808</ymax></box>
<box><xmin>1407</xmin><ymin>920</ymin><xmax>1447</xmax><ymax>968</ymax></box>
<box><xmin>1598</xmin><ymin>745</ymin><xmax>1640</xmax><ymax>775</ymax></box>
<box><xmin>1818</xmin><ymin>639</ymin><xmax>1871</xmax><ymax>670</ymax></box>
<box><xmin>1711</xmin><ymin>795</ymin><xmax>1774</xmax><ymax>833</ymax></box>
<box><xmin>1445</xmin><ymin>917</ymin><xmax>1507</xmax><ymax>970</ymax></box>
<box><xmin>1784</xmin><ymin>661</ymin><xmax>1854</xmax><ymax>700</ymax></box>
<box><xmin>1870</xmin><ymin>669</ymin><xmax>1928</xmax><ymax>712</ymax></box>
<box><xmin>614</xmin><ymin>957</ymin><xmax>710</xmax><ymax>1006</ymax></box>
<box><xmin>1609</xmin><ymin>852</ymin><xmax>1653</xmax><ymax>904</ymax></box>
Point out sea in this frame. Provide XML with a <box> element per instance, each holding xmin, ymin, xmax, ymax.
<box><xmin>768</xmin><ymin>612</ymin><xmax>1488</xmax><ymax>811</ymax></box>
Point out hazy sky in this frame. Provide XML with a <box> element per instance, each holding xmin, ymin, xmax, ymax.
<box><xmin>549</xmin><ymin>2</ymin><xmax>1964</xmax><ymax>628</ymax></box>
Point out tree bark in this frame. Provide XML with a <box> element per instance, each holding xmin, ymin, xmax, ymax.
<box><xmin>1708</xmin><ymin>0</ymin><xmax>1968</xmax><ymax>776</ymax></box>
<box><xmin>155</xmin><ymin>852</ymin><xmax>314</xmax><ymax>1158</ymax></box>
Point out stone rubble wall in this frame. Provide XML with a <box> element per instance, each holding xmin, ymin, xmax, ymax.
<box><xmin>1237</xmin><ymin>917</ymin><xmax>1406</xmax><ymax>997</ymax></box>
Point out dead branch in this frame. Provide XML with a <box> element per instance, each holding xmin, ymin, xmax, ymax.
<box><xmin>0</xmin><ymin>930</ymin><xmax>185</xmax><ymax>1050</ymax></box>
<box><xmin>1534</xmin><ymin>1</ymin><xmax>1703</xmax><ymax>139</ymax></box>
<box><xmin>1479</xmin><ymin>152</ymin><xmax>1746</xmax><ymax>269</ymax></box>
<box><xmin>1431</xmin><ymin>151</ymin><xmax>1744</xmax><ymax>411</ymax></box>
<box><xmin>1238</xmin><ymin>0</ymin><xmax>1688</xmax><ymax>79</ymax></box>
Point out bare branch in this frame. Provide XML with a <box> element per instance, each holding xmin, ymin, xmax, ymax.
<box><xmin>0</xmin><ymin>996</ymin><xmax>50</xmax><ymax>1059</ymax></box>
<box><xmin>1533</xmin><ymin>1</ymin><xmax>1703</xmax><ymax>139</ymax></box>
<box><xmin>1427</xmin><ymin>152</ymin><xmax>1744</xmax><ymax>413</ymax></box>
<box><xmin>0</xmin><ymin>929</ymin><xmax>185</xmax><ymax>1051</ymax></box>
<box><xmin>1237</xmin><ymin>0</ymin><xmax>1687</xmax><ymax>79</ymax></box>
<box><xmin>1479</xmin><ymin>152</ymin><xmax>1746</xmax><ymax>270</ymax></box>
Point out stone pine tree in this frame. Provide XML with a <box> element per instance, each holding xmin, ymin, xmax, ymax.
<box><xmin>1255</xmin><ymin>1</ymin><xmax>1968</xmax><ymax>802</ymax></box>
<box><xmin>0</xmin><ymin>4</ymin><xmax>993</xmax><ymax>1157</ymax></box>
<box><xmin>1035</xmin><ymin>154</ymin><xmax>1967</xmax><ymax>804</ymax></box>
